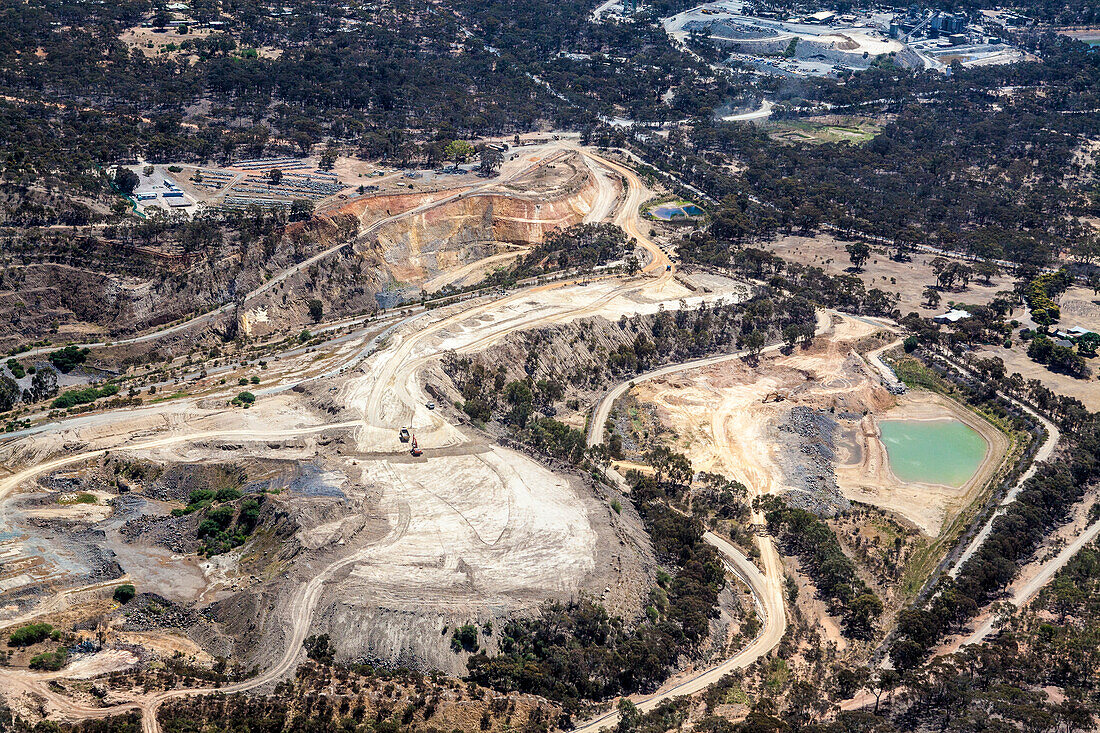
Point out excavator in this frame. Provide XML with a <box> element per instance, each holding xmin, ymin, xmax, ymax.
<box><xmin>762</xmin><ymin>391</ymin><xmax>787</xmax><ymax>403</ymax></box>
<box><xmin>410</xmin><ymin>432</ymin><xmax>422</xmax><ymax>457</ymax></box>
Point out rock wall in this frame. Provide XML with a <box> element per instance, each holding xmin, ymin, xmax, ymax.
<box><xmin>358</xmin><ymin>171</ymin><xmax>603</xmax><ymax>288</ymax></box>
<box><xmin>721</xmin><ymin>34</ymin><xmax>914</xmax><ymax>69</ymax></box>
<box><xmin>1</xmin><ymin>158</ymin><xmax>602</xmax><ymax>350</ymax></box>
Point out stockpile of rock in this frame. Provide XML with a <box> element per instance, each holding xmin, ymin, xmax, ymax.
<box><xmin>120</xmin><ymin>593</ymin><xmax>200</xmax><ymax>631</ymax></box>
<box><xmin>775</xmin><ymin>406</ymin><xmax>851</xmax><ymax>517</ymax></box>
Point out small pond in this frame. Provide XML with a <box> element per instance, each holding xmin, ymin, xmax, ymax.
<box><xmin>649</xmin><ymin>202</ymin><xmax>705</xmax><ymax>221</ymax></box>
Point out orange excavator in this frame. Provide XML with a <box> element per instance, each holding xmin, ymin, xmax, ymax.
<box><xmin>410</xmin><ymin>432</ymin><xmax>422</xmax><ymax>457</ymax></box>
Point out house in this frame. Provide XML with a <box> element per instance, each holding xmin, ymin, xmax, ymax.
<box><xmin>933</xmin><ymin>309</ymin><xmax>971</xmax><ymax>324</ymax></box>
<box><xmin>1054</xmin><ymin>326</ymin><xmax>1098</xmax><ymax>340</ymax></box>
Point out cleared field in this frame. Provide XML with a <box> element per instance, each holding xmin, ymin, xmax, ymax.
<box><xmin>767</xmin><ymin>234</ymin><xmax>1013</xmax><ymax>316</ymax></box>
<box><xmin>767</xmin><ymin>116</ymin><xmax>883</xmax><ymax>145</ymax></box>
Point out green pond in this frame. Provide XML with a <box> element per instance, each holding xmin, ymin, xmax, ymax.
<box><xmin>879</xmin><ymin>419</ymin><xmax>988</xmax><ymax>487</ymax></box>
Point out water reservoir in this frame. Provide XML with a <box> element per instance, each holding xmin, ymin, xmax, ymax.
<box><xmin>879</xmin><ymin>419</ymin><xmax>988</xmax><ymax>487</ymax></box>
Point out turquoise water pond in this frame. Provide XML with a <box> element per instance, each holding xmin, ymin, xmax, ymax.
<box><xmin>879</xmin><ymin>419</ymin><xmax>988</xmax><ymax>487</ymax></box>
<box><xmin>650</xmin><ymin>203</ymin><xmax>705</xmax><ymax>220</ymax></box>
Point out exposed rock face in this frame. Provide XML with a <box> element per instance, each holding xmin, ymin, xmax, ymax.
<box><xmin>0</xmin><ymin>155</ymin><xmax>603</xmax><ymax>350</ymax></box>
<box><xmin>238</xmin><ymin>157</ymin><xmax>603</xmax><ymax>338</ymax></box>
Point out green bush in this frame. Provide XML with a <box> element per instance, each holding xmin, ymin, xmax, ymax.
<box><xmin>232</xmin><ymin>391</ymin><xmax>256</xmax><ymax>407</ymax></box>
<box><xmin>113</xmin><ymin>584</ymin><xmax>136</xmax><ymax>604</ymax></box>
<box><xmin>451</xmin><ymin>624</ymin><xmax>480</xmax><ymax>653</ymax></box>
<box><xmin>52</xmin><ymin>384</ymin><xmax>119</xmax><ymax>409</ymax></box>
<box><xmin>215</xmin><ymin>487</ymin><xmax>242</xmax><ymax>502</ymax></box>
<box><xmin>48</xmin><ymin>345</ymin><xmax>90</xmax><ymax>373</ymax></box>
<box><xmin>9</xmin><ymin>623</ymin><xmax>53</xmax><ymax>647</ymax></box>
<box><xmin>29</xmin><ymin>648</ymin><xmax>68</xmax><ymax>671</ymax></box>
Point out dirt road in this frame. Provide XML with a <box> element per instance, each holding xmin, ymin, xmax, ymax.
<box><xmin>575</xmin><ymin>311</ymin><xmax>838</xmax><ymax>732</ymax></box>
<box><xmin>572</xmin><ymin>531</ymin><xmax>785</xmax><ymax>733</ymax></box>
<box><xmin>572</xmin><ymin>148</ymin><xmax>671</xmax><ymax>275</ymax></box>
<box><xmin>15</xmin><ymin>148</ymin><xmax>569</xmax><ymax>361</ymax></box>
<box><xmin>587</xmin><ymin>310</ymin><xmax>831</xmax><ymax>447</ymax></box>
<box><xmin>945</xmin><ymin>366</ymin><xmax>1061</xmax><ymax>578</ymax></box>
<box><xmin>959</xmin><ymin>518</ymin><xmax>1100</xmax><ymax>648</ymax></box>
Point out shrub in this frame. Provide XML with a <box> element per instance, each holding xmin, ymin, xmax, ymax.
<box><xmin>215</xmin><ymin>487</ymin><xmax>242</xmax><ymax>502</ymax></box>
<box><xmin>9</xmin><ymin>623</ymin><xmax>53</xmax><ymax>647</ymax></box>
<box><xmin>29</xmin><ymin>648</ymin><xmax>68</xmax><ymax>671</ymax></box>
<box><xmin>450</xmin><ymin>624</ymin><xmax>480</xmax><ymax>653</ymax></box>
<box><xmin>48</xmin><ymin>345</ymin><xmax>90</xmax><ymax>373</ymax></box>
<box><xmin>303</xmin><ymin>634</ymin><xmax>334</xmax><ymax>664</ymax></box>
<box><xmin>52</xmin><ymin>384</ymin><xmax>120</xmax><ymax>409</ymax></box>
<box><xmin>113</xmin><ymin>584</ymin><xmax>136</xmax><ymax>604</ymax></box>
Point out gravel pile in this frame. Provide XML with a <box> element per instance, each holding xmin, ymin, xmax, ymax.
<box><xmin>39</xmin><ymin>474</ymin><xmax>85</xmax><ymax>493</ymax></box>
<box><xmin>120</xmin><ymin>513</ymin><xmax>199</xmax><ymax>554</ymax></box>
<box><xmin>775</xmin><ymin>406</ymin><xmax>851</xmax><ymax>517</ymax></box>
<box><xmin>120</xmin><ymin>594</ymin><xmax>200</xmax><ymax>631</ymax></box>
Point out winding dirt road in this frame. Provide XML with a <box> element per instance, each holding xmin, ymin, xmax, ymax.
<box><xmin>16</xmin><ymin>147</ymin><xmax>570</xmax><ymax>361</ymax></box>
<box><xmin>575</xmin><ymin>311</ymin><xmax>835</xmax><ymax>731</ymax></box>
<box><xmin>947</xmin><ymin>400</ymin><xmax>1061</xmax><ymax>579</ymax></box>
<box><xmin>959</xmin><ymin>517</ymin><xmax>1100</xmax><ymax>649</ymax></box>
<box><xmin>573</xmin><ymin>532</ymin><xmax>785</xmax><ymax>733</ymax></box>
<box><xmin>586</xmin><ymin>310</ymin><xmax>830</xmax><ymax>447</ymax></box>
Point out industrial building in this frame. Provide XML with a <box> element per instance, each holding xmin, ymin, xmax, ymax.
<box><xmin>890</xmin><ymin>10</ymin><xmax>968</xmax><ymax>40</ymax></box>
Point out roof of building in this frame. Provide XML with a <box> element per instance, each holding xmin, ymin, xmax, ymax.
<box><xmin>933</xmin><ymin>308</ymin><xmax>971</xmax><ymax>323</ymax></box>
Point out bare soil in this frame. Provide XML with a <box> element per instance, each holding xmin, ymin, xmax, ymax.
<box><xmin>767</xmin><ymin>234</ymin><xmax>1013</xmax><ymax>316</ymax></box>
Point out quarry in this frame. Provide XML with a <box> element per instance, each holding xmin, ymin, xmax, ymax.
<box><xmin>616</xmin><ymin>314</ymin><xmax>1009</xmax><ymax>535</ymax></box>
<box><xmin>0</xmin><ymin>141</ymin><xmax>1032</xmax><ymax>731</ymax></box>
<box><xmin>662</xmin><ymin>0</ymin><xmax>1024</xmax><ymax>78</ymax></box>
